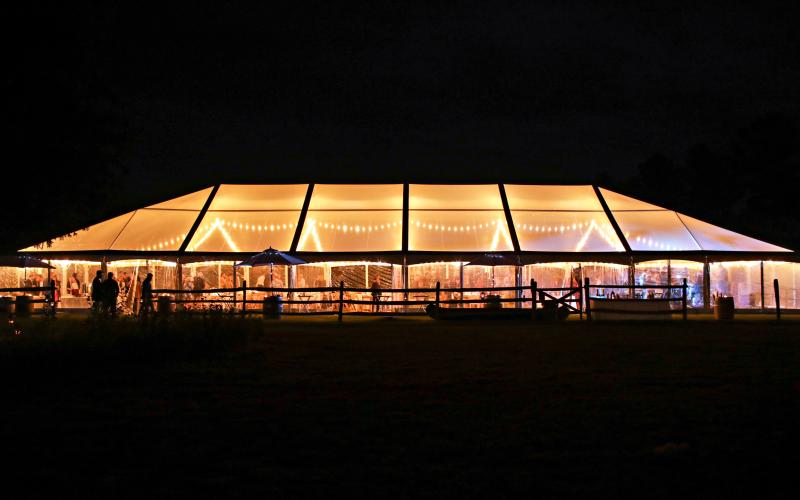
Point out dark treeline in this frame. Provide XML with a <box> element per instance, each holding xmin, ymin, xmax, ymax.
<box><xmin>4</xmin><ymin>27</ymin><xmax>127</xmax><ymax>253</ymax></box>
<box><xmin>2</xmin><ymin>110</ymin><xmax>798</xmax><ymax>253</ymax></box>
<box><xmin>3</xmin><ymin>5</ymin><xmax>798</xmax><ymax>253</ymax></box>
<box><xmin>604</xmin><ymin>113</ymin><xmax>800</xmax><ymax>250</ymax></box>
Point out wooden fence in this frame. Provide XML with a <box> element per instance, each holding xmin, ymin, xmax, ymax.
<box><xmin>146</xmin><ymin>279</ymin><xmax>582</xmax><ymax>320</ymax></box>
<box><xmin>2</xmin><ymin>278</ymin><xmax>789</xmax><ymax>320</ymax></box>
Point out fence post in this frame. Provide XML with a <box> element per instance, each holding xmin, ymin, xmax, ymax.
<box><xmin>682</xmin><ymin>278</ymin><xmax>688</xmax><ymax>321</ymax></box>
<box><xmin>241</xmin><ymin>280</ymin><xmax>247</xmax><ymax>317</ymax></box>
<box><xmin>530</xmin><ymin>279</ymin><xmax>537</xmax><ymax>313</ymax></box>
<box><xmin>584</xmin><ymin>278</ymin><xmax>591</xmax><ymax>321</ymax></box>
<box><xmin>774</xmin><ymin>278</ymin><xmax>781</xmax><ymax>320</ymax></box>
<box><xmin>435</xmin><ymin>281</ymin><xmax>440</xmax><ymax>309</ymax></box>
<box><xmin>49</xmin><ymin>279</ymin><xmax>56</xmax><ymax>318</ymax></box>
<box><xmin>338</xmin><ymin>281</ymin><xmax>344</xmax><ymax>322</ymax></box>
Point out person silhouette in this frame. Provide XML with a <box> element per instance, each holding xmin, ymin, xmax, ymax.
<box><xmin>103</xmin><ymin>272</ymin><xmax>120</xmax><ymax>317</ymax></box>
<box><xmin>193</xmin><ymin>271</ymin><xmax>205</xmax><ymax>291</ymax></box>
<box><xmin>91</xmin><ymin>270</ymin><xmax>104</xmax><ymax>314</ymax></box>
<box><xmin>140</xmin><ymin>272</ymin><xmax>154</xmax><ymax>317</ymax></box>
<box><xmin>370</xmin><ymin>278</ymin><xmax>382</xmax><ymax>312</ymax></box>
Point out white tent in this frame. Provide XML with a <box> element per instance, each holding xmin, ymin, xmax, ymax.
<box><xmin>20</xmin><ymin>184</ymin><xmax>791</xmax><ymax>256</ymax></box>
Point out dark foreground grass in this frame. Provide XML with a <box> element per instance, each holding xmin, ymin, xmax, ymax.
<box><xmin>2</xmin><ymin>316</ymin><xmax>800</xmax><ymax>497</ymax></box>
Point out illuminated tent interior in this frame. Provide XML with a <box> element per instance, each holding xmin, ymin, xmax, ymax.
<box><xmin>10</xmin><ymin>184</ymin><xmax>798</xmax><ymax>310</ymax></box>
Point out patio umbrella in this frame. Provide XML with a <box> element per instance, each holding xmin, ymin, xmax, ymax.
<box><xmin>0</xmin><ymin>255</ymin><xmax>54</xmax><ymax>269</ymax></box>
<box><xmin>235</xmin><ymin>247</ymin><xmax>307</xmax><ymax>288</ymax></box>
<box><xmin>0</xmin><ymin>255</ymin><xmax>55</xmax><ymax>288</ymax></box>
<box><xmin>465</xmin><ymin>253</ymin><xmax>520</xmax><ymax>288</ymax></box>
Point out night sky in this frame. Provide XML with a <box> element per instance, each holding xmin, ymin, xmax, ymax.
<box><xmin>5</xmin><ymin>2</ymin><xmax>799</xmax><ymax>250</ymax></box>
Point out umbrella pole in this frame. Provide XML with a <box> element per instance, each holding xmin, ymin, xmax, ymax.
<box><xmin>492</xmin><ymin>267</ymin><xmax>495</xmax><ymax>288</ymax></box>
<box><xmin>270</xmin><ymin>263</ymin><xmax>274</xmax><ymax>295</ymax></box>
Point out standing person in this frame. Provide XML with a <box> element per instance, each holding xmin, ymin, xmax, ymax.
<box><xmin>103</xmin><ymin>272</ymin><xmax>120</xmax><ymax>317</ymax></box>
<box><xmin>193</xmin><ymin>271</ymin><xmax>205</xmax><ymax>291</ymax></box>
<box><xmin>50</xmin><ymin>273</ymin><xmax>60</xmax><ymax>303</ymax></box>
<box><xmin>71</xmin><ymin>273</ymin><xmax>81</xmax><ymax>296</ymax></box>
<box><xmin>90</xmin><ymin>270</ymin><xmax>104</xmax><ymax>314</ymax></box>
<box><xmin>370</xmin><ymin>278</ymin><xmax>382</xmax><ymax>312</ymax></box>
<box><xmin>140</xmin><ymin>273</ymin><xmax>154</xmax><ymax>317</ymax></box>
<box><xmin>68</xmin><ymin>274</ymin><xmax>80</xmax><ymax>296</ymax></box>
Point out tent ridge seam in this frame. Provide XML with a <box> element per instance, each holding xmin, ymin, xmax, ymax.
<box><xmin>107</xmin><ymin>211</ymin><xmax>137</xmax><ymax>251</ymax></box>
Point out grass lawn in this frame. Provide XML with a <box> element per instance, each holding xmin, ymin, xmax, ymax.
<box><xmin>2</xmin><ymin>316</ymin><xmax>799</xmax><ymax>497</ymax></box>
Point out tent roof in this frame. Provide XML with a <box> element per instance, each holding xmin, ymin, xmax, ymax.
<box><xmin>20</xmin><ymin>184</ymin><xmax>792</xmax><ymax>256</ymax></box>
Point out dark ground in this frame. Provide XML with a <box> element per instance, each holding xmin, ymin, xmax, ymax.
<box><xmin>2</xmin><ymin>316</ymin><xmax>800</xmax><ymax>498</ymax></box>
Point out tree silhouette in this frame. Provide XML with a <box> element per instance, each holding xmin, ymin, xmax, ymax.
<box><xmin>616</xmin><ymin>113</ymin><xmax>800</xmax><ymax>250</ymax></box>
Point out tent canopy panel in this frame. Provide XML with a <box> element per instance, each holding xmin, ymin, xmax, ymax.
<box><xmin>613</xmin><ymin>211</ymin><xmax>701</xmax><ymax>251</ymax></box>
<box><xmin>599</xmin><ymin>188</ymin><xmax>666</xmax><ymax>211</ymax></box>
<box><xmin>298</xmin><ymin>210</ymin><xmax>403</xmax><ymax>252</ymax></box>
<box><xmin>111</xmin><ymin>209</ymin><xmax>198</xmax><ymax>251</ymax></box>
<box><xmin>146</xmin><ymin>187</ymin><xmax>214</xmax><ymax>210</ymax></box>
<box><xmin>678</xmin><ymin>213</ymin><xmax>789</xmax><ymax>252</ymax></box>
<box><xmin>308</xmin><ymin>184</ymin><xmax>403</xmax><ymax>210</ymax></box>
<box><xmin>408</xmin><ymin>210</ymin><xmax>513</xmax><ymax>251</ymax></box>
<box><xmin>186</xmin><ymin>211</ymin><xmax>300</xmax><ymax>252</ymax></box>
<box><xmin>511</xmin><ymin>211</ymin><xmax>625</xmax><ymax>252</ymax></box>
<box><xmin>410</xmin><ymin>184</ymin><xmax>504</xmax><ymax>210</ymax></box>
<box><xmin>209</xmin><ymin>184</ymin><xmax>308</xmax><ymax>211</ymax></box>
<box><xmin>22</xmin><ymin>212</ymin><xmax>135</xmax><ymax>252</ymax></box>
<box><xmin>505</xmin><ymin>185</ymin><xmax>603</xmax><ymax>211</ymax></box>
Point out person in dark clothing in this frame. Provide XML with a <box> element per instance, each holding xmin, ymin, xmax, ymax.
<box><xmin>90</xmin><ymin>270</ymin><xmax>104</xmax><ymax>314</ymax></box>
<box><xmin>370</xmin><ymin>278</ymin><xmax>382</xmax><ymax>312</ymax></box>
<box><xmin>103</xmin><ymin>272</ymin><xmax>120</xmax><ymax>316</ymax></box>
<box><xmin>193</xmin><ymin>272</ymin><xmax>206</xmax><ymax>291</ymax></box>
<box><xmin>140</xmin><ymin>273</ymin><xmax>154</xmax><ymax>317</ymax></box>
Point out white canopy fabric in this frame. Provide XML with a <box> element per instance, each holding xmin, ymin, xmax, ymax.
<box><xmin>21</xmin><ymin>184</ymin><xmax>791</xmax><ymax>254</ymax></box>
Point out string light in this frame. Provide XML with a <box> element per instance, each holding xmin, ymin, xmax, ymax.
<box><xmin>140</xmin><ymin>232</ymin><xmax>188</xmax><ymax>251</ymax></box>
<box><xmin>514</xmin><ymin>219</ymin><xmax>624</xmax><ymax>251</ymax></box>
<box><xmin>185</xmin><ymin>218</ymin><xmax>296</xmax><ymax>252</ymax></box>
<box><xmin>633</xmin><ymin>235</ymin><xmax>677</xmax><ymax>251</ymax></box>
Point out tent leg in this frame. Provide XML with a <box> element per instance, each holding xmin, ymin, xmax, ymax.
<box><xmin>703</xmin><ymin>258</ymin><xmax>711</xmax><ymax>311</ymax></box>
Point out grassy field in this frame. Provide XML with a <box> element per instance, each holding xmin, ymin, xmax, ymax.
<box><xmin>2</xmin><ymin>315</ymin><xmax>799</xmax><ymax>497</ymax></box>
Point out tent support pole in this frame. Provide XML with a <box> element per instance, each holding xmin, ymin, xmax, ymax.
<box><xmin>402</xmin><ymin>255</ymin><xmax>408</xmax><ymax>302</ymax></box>
<box><xmin>628</xmin><ymin>257</ymin><xmax>635</xmax><ymax>298</ymax></box>
<box><xmin>176</xmin><ymin>258</ymin><xmax>183</xmax><ymax>312</ymax></box>
<box><xmin>460</xmin><ymin>262</ymin><xmax>464</xmax><ymax>308</ymax></box>
<box><xmin>760</xmin><ymin>261</ymin><xmax>765</xmax><ymax>310</ymax></box>
<box><xmin>232</xmin><ymin>261</ymin><xmax>237</xmax><ymax>309</ymax></box>
<box><xmin>703</xmin><ymin>258</ymin><xmax>711</xmax><ymax>310</ymax></box>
